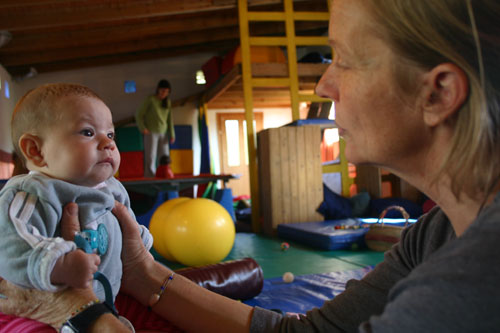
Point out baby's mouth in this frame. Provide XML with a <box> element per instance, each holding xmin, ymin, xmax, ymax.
<box><xmin>99</xmin><ymin>157</ymin><xmax>114</xmax><ymax>166</ymax></box>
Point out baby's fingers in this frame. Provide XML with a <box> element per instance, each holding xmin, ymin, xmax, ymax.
<box><xmin>90</xmin><ymin>253</ymin><xmax>101</xmax><ymax>268</ymax></box>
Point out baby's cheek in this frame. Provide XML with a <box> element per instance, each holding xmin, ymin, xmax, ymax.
<box><xmin>114</xmin><ymin>151</ymin><xmax>121</xmax><ymax>171</ymax></box>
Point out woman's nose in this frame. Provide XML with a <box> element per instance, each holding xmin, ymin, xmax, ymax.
<box><xmin>315</xmin><ymin>64</ymin><xmax>339</xmax><ymax>102</ymax></box>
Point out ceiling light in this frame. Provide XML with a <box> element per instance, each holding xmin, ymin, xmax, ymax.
<box><xmin>196</xmin><ymin>70</ymin><xmax>206</xmax><ymax>85</ymax></box>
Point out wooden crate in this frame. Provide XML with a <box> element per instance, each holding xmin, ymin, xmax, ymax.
<box><xmin>258</xmin><ymin>125</ymin><xmax>324</xmax><ymax>235</ymax></box>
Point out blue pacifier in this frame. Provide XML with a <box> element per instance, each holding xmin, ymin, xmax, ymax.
<box><xmin>74</xmin><ymin>224</ymin><xmax>116</xmax><ymax>312</ymax></box>
<box><xmin>74</xmin><ymin>224</ymin><xmax>108</xmax><ymax>255</ymax></box>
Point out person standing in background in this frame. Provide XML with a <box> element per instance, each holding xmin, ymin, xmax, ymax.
<box><xmin>135</xmin><ymin>79</ymin><xmax>176</xmax><ymax>178</ymax></box>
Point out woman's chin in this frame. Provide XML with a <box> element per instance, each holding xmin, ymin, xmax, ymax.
<box><xmin>344</xmin><ymin>149</ymin><xmax>358</xmax><ymax>164</ymax></box>
<box><xmin>345</xmin><ymin>150</ymin><xmax>372</xmax><ymax>166</ymax></box>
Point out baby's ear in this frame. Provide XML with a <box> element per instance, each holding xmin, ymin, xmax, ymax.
<box><xmin>19</xmin><ymin>134</ymin><xmax>46</xmax><ymax>168</ymax></box>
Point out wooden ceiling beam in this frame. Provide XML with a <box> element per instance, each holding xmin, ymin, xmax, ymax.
<box><xmin>0</xmin><ymin>22</ymin><xmax>326</xmax><ymax>67</ymax></box>
<box><xmin>3</xmin><ymin>7</ymin><xmax>327</xmax><ymax>54</ymax></box>
<box><xmin>0</xmin><ymin>0</ymin><xmax>295</xmax><ymax>31</ymax></box>
<box><xmin>0</xmin><ymin>27</ymin><xmax>240</xmax><ymax>66</ymax></box>
<box><xmin>2</xmin><ymin>11</ymin><xmax>239</xmax><ymax>53</ymax></box>
<box><xmin>0</xmin><ymin>0</ymin><xmax>329</xmax><ymax>76</ymax></box>
<box><xmin>0</xmin><ymin>0</ymin><xmax>285</xmax><ymax>9</ymax></box>
<box><xmin>6</xmin><ymin>40</ymin><xmax>239</xmax><ymax>76</ymax></box>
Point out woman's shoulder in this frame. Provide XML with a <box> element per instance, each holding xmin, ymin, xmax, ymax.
<box><xmin>401</xmin><ymin>206</ymin><xmax>455</xmax><ymax>251</ymax></box>
<box><xmin>144</xmin><ymin>95</ymin><xmax>156</xmax><ymax>102</ymax></box>
<box><xmin>471</xmin><ymin>191</ymin><xmax>500</xmax><ymax>231</ymax></box>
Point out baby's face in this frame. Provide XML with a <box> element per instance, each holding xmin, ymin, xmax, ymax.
<box><xmin>40</xmin><ymin>95</ymin><xmax>120</xmax><ymax>187</ymax></box>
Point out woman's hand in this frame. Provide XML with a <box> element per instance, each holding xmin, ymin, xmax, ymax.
<box><xmin>51</xmin><ymin>202</ymin><xmax>100</xmax><ymax>288</ymax></box>
<box><xmin>112</xmin><ymin>201</ymin><xmax>155</xmax><ymax>297</ymax></box>
<box><xmin>60</xmin><ymin>201</ymin><xmax>156</xmax><ymax>298</ymax></box>
<box><xmin>0</xmin><ymin>203</ymin><xmax>98</xmax><ymax>330</ymax></box>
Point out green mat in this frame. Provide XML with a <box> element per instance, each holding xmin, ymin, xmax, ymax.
<box><xmin>152</xmin><ymin>232</ymin><xmax>384</xmax><ymax>279</ymax></box>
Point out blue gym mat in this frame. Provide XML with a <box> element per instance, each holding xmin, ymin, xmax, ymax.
<box><xmin>243</xmin><ymin>266</ymin><xmax>373</xmax><ymax>314</ymax></box>
<box><xmin>277</xmin><ymin>218</ymin><xmax>417</xmax><ymax>251</ymax></box>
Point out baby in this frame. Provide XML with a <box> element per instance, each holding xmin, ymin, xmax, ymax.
<box><xmin>0</xmin><ymin>83</ymin><xmax>153</xmax><ymax>302</ymax></box>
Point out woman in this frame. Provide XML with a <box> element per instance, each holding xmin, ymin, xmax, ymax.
<box><xmin>1</xmin><ymin>0</ymin><xmax>499</xmax><ymax>331</ymax></box>
<box><xmin>135</xmin><ymin>79</ymin><xmax>176</xmax><ymax>178</ymax></box>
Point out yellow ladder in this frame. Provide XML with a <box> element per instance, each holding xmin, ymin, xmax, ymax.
<box><xmin>238</xmin><ymin>0</ymin><xmax>351</xmax><ymax>232</ymax></box>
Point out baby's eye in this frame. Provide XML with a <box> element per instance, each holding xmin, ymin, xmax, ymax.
<box><xmin>107</xmin><ymin>132</ymin><xmax>115</xmax><ymax>140</ymax></box>
<box><xmin>80</xmin><ymin>129</ymin><xmax>94</xmax><ymax>137</ymax></box>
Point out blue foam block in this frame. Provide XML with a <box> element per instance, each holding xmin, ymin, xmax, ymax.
<box><xmin>170</xmin><ymin>125</ymin><xmax>192</xmax><ymax>150</ymax></box>
<box><xmin>286</xmin><ymin>119</ymin><xmax>336</xmax><ymax>128</ymax></box>
<box><xmin>214</xmin><ymin>188</ymin><xmax>236</xmax><ymax>221</ymax></box>
<box><xmin>278</xmin><ymin>219</ymin><xmax>368</xmax><ymax>251</ymax></box>
<box><xmin>277</xmin><ymin>218</ymin><xmax>417</xmax><ymax>251</ymax></box>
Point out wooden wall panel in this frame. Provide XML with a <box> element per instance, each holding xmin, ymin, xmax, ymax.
<box><xmin>258</xmin><ymin>125</ymin><xmax>323</xmax><ymax>235</ymax></box>
<box><xmin>295</xmin><ymin>126</ymin><xmax>307</xmax><ymax>222</ymax></box>
<box><xmin>278</xmin><ymin>127</ymin><xmax>291</xmax><ymax>227</ymax></box>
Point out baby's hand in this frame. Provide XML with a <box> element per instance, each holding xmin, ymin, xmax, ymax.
<box><xmin>50</xmin><ymin>250</ymin><xmax>100</xmax><ymax>289</ymax></box>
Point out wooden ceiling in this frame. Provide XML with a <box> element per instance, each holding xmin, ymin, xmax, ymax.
<box><xmin>0</xmin><ymin>0</ymin><xmax>329</xmax><ymax>78</ymax></box>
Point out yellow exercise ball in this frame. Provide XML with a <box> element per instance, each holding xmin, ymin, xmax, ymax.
<box><xmin>149</xmin><ymin>197</ymin><xmax>190</xmax><ymax>261</ymax></box>
<box><xmin>163</xmin><ymin>198</ymin><xmax>236</xmax><ymax>267</ymax></box>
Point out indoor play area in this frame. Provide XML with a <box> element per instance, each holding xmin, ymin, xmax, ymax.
<box><xmin>133</xmin><ymin>190</ymin><xmax>417</xmax><ymax>315</ymax></box>
<box><xmin>0</xmin><ymin>0</ymin><xmax>433</xmax><ymax>328</ymax></box>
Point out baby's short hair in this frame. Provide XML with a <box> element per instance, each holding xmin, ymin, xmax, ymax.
<box><xmin>11</xmin><ymin>83</ymin><xmax>102</xmax><ymax>161</ymax></box>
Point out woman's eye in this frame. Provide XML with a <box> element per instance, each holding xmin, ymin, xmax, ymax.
<box><xmin>334</xmin><ymin>58</ymin><xmax>345</xmax><ymax>68</ymax></box>
<box><xmin>332</xmin><ymin>54</ymin><xmax>348</xmax><ymax>69</ymax></box>
<box><xmin>80</xmin><ymin>129</ymin><xmax>94</xmax><ymax>137</ymax></box>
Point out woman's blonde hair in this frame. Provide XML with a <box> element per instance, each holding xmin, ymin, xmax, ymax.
<box><xmin>11</xmin><ymin>83</ymin><xmax>102</xmax><ymax>163</ymax></box>
<box><xmin>364</xmin><ymin>0</ymin><xmax>500</xmax><ymax>198</ymax></box>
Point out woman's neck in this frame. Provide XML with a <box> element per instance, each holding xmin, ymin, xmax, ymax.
<box><xmin>403</xmin><ymin>171</ymin><xmax>493</xmax><ymax>236</ymax></box>
<box><xmin>387</xmin><ymin>128</ymin><xmax>486</xmax><ymax>236</ymax></box>
<box><xmin>431</xmin><ymin>187</ymin><xmax>482</xmax><ymax>236</ymax></box>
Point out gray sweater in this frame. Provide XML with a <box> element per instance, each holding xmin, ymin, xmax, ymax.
<box><xmin>0</xmin><ymin>172</ymin><xmax>153</xmax><ymax>301</ymax></box>
<box><xmin>251</xmin><ymin>193</ymin><xmax>500</xmax><ymax>332</ymax></box>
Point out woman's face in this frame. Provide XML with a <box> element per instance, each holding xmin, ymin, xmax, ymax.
<box><xmin>157</xmin><ymin>87</ymin><xmax>170</xmax><ymax>100</ymax></box>
<box><xmin>316</xmin><ymin>0</ymin><xmax>428</xmax><ymax>170</ymax></box>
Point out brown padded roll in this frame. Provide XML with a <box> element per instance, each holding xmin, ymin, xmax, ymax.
<box><xmin>175</xmin><ymin>257</ymin><xmax>263</xmax><ymax>301</ymax></box>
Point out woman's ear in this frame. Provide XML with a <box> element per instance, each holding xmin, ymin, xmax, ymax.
<box><xmin>421</xmin><ymin>63</ymin><xmax>469</xmax><ymax>127</ymax></box>
<box><xmin>19</xmin><ymin>134</ymin><xmax>46</xmax><ymax>168</ymax></box>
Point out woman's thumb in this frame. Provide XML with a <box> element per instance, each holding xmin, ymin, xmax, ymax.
<box><xmin>112</xmin><ymin>201</ymin><xmax>139</xmax><ymax>236</ymax></box>
<box><xmin>61</xmin><ymin>202</ymin><xmax>81</xmax><ymax>241</ymax></box>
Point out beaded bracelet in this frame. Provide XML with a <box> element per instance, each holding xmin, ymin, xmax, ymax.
<box><xmin>148</xmin><ymin>272</ymin><xmax>175</xmax><ymax>307</ymax></box>
<box><xmin>61</xmin><ymin>299</ymin><xmax>100</xmax><ymax>327</ymax></box>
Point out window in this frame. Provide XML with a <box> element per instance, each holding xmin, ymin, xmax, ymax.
<box><xmin>225</xmin><ymin>120</ymin><xmax>240</xmax><ymax>167</ymax></box>
<box><xmin>4</xmin><ymin>81</ymin><xmax>9</xmax><ymax>99</ymax></box>
<box><xmin>124</xmin><ymin>80</ymin><xmax>136</xmax><ymax>94</ymax></box>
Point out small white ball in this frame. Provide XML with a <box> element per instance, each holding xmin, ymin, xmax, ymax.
<box><xmin>283</xmin><ymin>272</ymin><xmax>294</xmax><ymax>283</ymax></box>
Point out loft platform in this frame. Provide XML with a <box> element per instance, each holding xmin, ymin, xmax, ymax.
<box><xmin>204</xmin><ymin>62</ymin><xmax>329</xmax><ymax>109</ymax></box>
